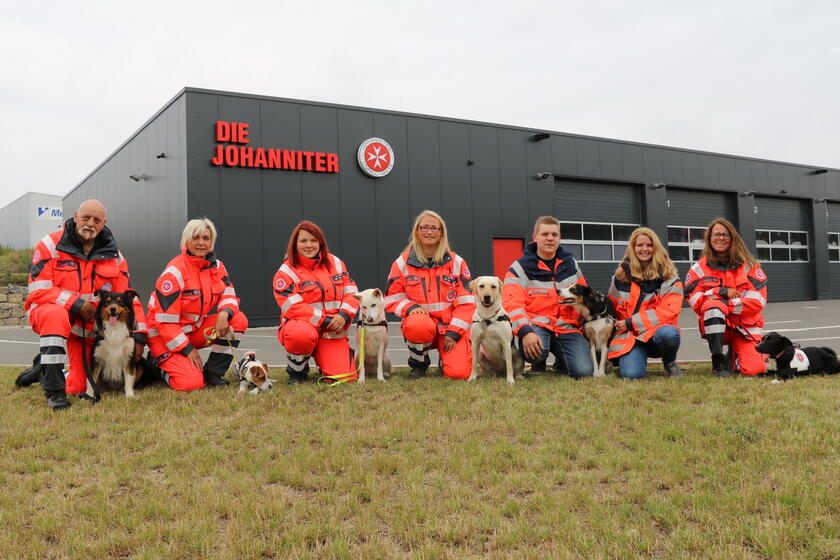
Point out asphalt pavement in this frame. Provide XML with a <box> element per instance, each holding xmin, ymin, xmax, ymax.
<box><xmin>2</xmin><ymin>300</ymin><xmax>838</xmax><ymax>369</ymax></box>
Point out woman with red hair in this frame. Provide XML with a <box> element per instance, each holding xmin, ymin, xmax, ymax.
<box><xmin>273</xmin><ymin>221</ymin><xmax>360</xmax><ymax>384</ymax></box>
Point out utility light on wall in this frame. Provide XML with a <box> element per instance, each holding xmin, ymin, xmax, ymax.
<box><xmin>740</xmin><ymin>191</ymin><xmax>755</xmax><ymax>197</ymax></box>
<box><xmin>649</xmin><ymin>182</ymin><xmax>666</xmax><ymax>190</ymax></box>
<box><xmin>534</xmin><ymin>172</ymin><xmax>552</xmax><ymax>180</ymax></box>
<box><xmin>813</xmin><ymin>169</ymin><xmax>828</xmax><ymax>174</ymax></box>
<box><xmin>156</xmin><ymin>153</ymin><xmax>166</xmax><ymax>159</ymax></box>
<box><xmin>129</xmin><ymin>174</ymin><xmax>149</xmax><ymax>182</ymax></box>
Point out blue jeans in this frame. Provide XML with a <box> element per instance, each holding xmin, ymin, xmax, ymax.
<box><xmin>618</xmin><ymin>325</ymin><xmax>681</xmax><ymax>379</ymax></box>
<box><xmin>521</xmin><ymin>326</ymin><xmax>594</xmax><ymax>378</ymax></box>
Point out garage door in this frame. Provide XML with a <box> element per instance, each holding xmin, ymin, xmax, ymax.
<box><xmin>755</xmin><ymin>196</ymin><xmax>812</xmax><ymax>301</ymax></box>
<box><xmin>827</xmin><ymin>202</ymin><xmax>840</xmax><ymax>298</ymax></box>
<box><xmin>665</xmin><ymin>188</ymin><xmax>737</xmax><ymax>282</ymax></box>
<box><xmin>552</xmin><ymin>179</ymin><xmax>641</xmax><ymax>295</ymax></box>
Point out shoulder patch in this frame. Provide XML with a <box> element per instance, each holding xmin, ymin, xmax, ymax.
<box><xmin>275</xmin><ymin>278</ymin><xmax>287</xmax><ymax>291</ymax></box>
<box><xmin>32</xmin><ymin>250</ymin><xmax>41</xmax><ymax>263</ymax></box>
<box><xmin>160</xmin><ymin>280</ymin><xmax>175</xmax><ymax>294</ymax></box>
<box><xmin>755</xmin><ymin>269</ymin><xmax>765</xmax><ymax>280</ymax></box>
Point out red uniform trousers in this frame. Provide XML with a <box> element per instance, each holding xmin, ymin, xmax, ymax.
<box><xmin>148</xmin><ymin>311</ymin><xmax>248</xmax><ymax>392</ymax></box>
<box><xmin>401</xmin><ymin>313</ymin><xmax>472</xmax><ymax>379</ymax></box>
<box><xmin>29</xmin><ymin>303</ymin><xmax>96</xmax><ymax>395</ymax></box>
<box><xmin>700</xmin><ymin>299</ymin><xmax>765</xmax><ymax>376</ymax></box>
<box><xmin>278</xmin><ymin>319</ymin><xmax>354</xmax><ymax>378</ymax></box>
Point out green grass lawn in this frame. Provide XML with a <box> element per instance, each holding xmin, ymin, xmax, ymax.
<box><xmin>2</xmin><ymin>365</ymin><xmax>839</xmax><ymax>559</ymax></box>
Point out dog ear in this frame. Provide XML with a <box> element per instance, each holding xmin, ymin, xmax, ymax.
<box><xmin>372</xmin><ymin>288</ymin><xmax>382</xmax><ymax>297</ymax></box>
<box><xmin>350</xmin><ymin>293</ymin><xmax>362</xmax><ymax>301</ymax></box>
<box><xmin>124</xmin><ymin>289</ymin><xmax>139</xmax><ymax>301</ymax></box>
<box><xmin>469</xmin><ymin>278</ymin><xmax>478</xmax><ymax>293</ymax></box>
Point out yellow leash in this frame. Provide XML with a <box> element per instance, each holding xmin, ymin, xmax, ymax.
<box><xmin>203</xmin><ymin>326</ymin><xmax>239</xmax><ymax>373</ymax></box>
<box><xmin>318</xmin><ymin>326</ymin><xmax>364</xmax><ymax>386</ymax></box>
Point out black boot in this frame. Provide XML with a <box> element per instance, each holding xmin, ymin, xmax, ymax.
<box><xmin>287</xmin><ymin>372</ymin><xmax>308</xmax><ymax>385</ymax></box>
<box><xmin>408</xmin><ymin>367</ymin><xmax>427</xmax><ymax>379</ymax></box>
<box><xmin>15</xmin><ymin>354</ymin><xmax>42</xmax><ymax>387</ymax></box>
<box><xmin>712</xmin><ymin>353</ymin><xmax>731</xmax><ymax>377</ymax></box>
<box><xmin>664</xmin><ymin>361</ymin><xmax>684</xmax><ymax>378</ymax></box>
<box><xmin>41</xmin><ymin>362</ymin><xmax>70</xmax><ymax>410</ymax></box>
<box><xmin>202</xmin><ymin>351</ymin><xmax>232</xmax><ymax>387</ymax></box>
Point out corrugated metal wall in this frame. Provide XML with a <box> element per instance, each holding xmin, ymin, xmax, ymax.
<box><xmin>65</xmin><ymin>93</ymin><xmax>189</xmax><ymax>301</ymax></box>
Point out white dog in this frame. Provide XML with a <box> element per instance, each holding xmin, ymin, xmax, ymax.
<box><xmin>468</xmin><ymin>276</ymin><xmax>524</xmax><ymax>384</ymax></box>
<box><xmin>233</xmin><ymin>352</ymin><xmax>273</xmax><ymax>396</ymax></box>
<box><xmin>351</xmin><ymin>288</ymin><xmax>392</xmax><ymax>383</ymax></box>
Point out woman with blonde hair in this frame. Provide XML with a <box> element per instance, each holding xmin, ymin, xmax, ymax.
<box><xmin>607</xmin><ymin>227</ymin><xmax>684</xmax><ymax>378</ymax></box>
<box><xmin>385</xmin><ymin>210</ymin><xmax>475</xmax><ymax>379</ymax></box>
<box><xmin>147</xmin><ymin>218</ymin><xmax>248</xmax><ymax>390</ymax></box>
<box><xmin>684</xmin><ymin>218</ymin><xmax>767</xmax><ymax>376</ymax></box>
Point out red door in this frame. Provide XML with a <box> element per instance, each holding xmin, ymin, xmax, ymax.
<box><xmin>492</xmin><ymin>238</ymin><xmax>525</xmax><ymax>280</ymax></box>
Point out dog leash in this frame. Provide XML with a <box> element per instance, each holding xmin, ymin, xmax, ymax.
<box><xmin>203</xmin><ymin>326</ymin><xmax>239</xmax><ymax>373</ymax></box>
<box><xmin>317</xmin><ymin>325</ymin><xmax>364</xmax><ymax>386</ymax></box>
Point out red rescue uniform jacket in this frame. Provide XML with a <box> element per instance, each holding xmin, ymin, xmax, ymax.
<box><xmin>607</xmin><ymin>262</ymin><xmax>683</xmax><ymax>359</ymax></box>
<box><xmin>684</xmin><ymin>257</ymin><xmax>767</xmax><ymax>341</ymax></box>
<box><xmin>26</xmin><ymin>220</ymin><xmax>146</xmax><ymax>341</ymax></box>
<box><xmin>502</xmin><ymin>242</ymin><xmax>586</xmax><ymax>338</ymax></box>
<box><xmin>272</xmin><ymin>254</ymin><xmax>359</xmax><ymax>335</ymax></box>
<box><xmin>147</xmin><ymin>250</ymin><xmax>240</xmax><ymax>355</ymax></box>
<box><xmin>385</xmin><ymin>250</ymin><xmax>474</xmax><ymax>341</ymax></box>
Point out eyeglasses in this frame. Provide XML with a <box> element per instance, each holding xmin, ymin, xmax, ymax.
<box><xmin>418</xmin><ymin>225</ymin><xmax>441</xmax><ymax>232</ymax></box>
<box><xmin>711</xmin><ymin>233</ymin><xmax>732</xmax><ymax>239</ymax></box>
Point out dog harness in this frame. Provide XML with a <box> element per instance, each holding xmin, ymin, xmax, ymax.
<box><xmin>784</xmin><ymin>347</ymin><xmax>810</xmax><ymax>371</ymax></box>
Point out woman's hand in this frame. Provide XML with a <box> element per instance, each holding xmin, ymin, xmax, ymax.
<box><xmin>615</xmin><ymin>321</ymin><xmax>628</xmax><ymax>334</ymax></box>
<box><xmin>726</xmin><ymin>288</ymin><xmax>739</xmax><ymax>299</ymax></box>
<box><xmin>327</xmin><ymin>314</ymin><xmax>346</xmax><ymax>332</ymax></box>
<box><xmin>215</xmin><ymin>313</ymin><xmax>230</xmax><ymax>338</ymax></box>
<box><xmin>188</xmin><ymin>348</ymin><xmax>203</xmax><ymax>370</ymax></box>
<box><xmin>409</xmin><ymin>307</ymin><xmax>429</xmax><ymax>315</ymax></box>
<box><xmin>442</xmin><ymin>337</ymin><xmax>456</xmax><ymax>352</ymax></box>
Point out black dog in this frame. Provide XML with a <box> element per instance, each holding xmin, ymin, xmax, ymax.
<box><xmin>755</xmin><ymin>331</ymin><xmax>840</xmax><ymax>380</ymax></box>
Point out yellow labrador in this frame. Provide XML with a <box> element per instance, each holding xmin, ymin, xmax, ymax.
<box><xmin>468</xmin><ymin>276</ymin><xmax>524</xmax><ymax>384</ymax></box>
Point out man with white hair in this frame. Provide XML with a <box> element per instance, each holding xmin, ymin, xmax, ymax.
<box><xmin>20</xmin><ymin>199</ymin><xmax>146</xmax><ymax>409</ymax></box>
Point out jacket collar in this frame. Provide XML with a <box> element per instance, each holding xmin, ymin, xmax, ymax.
<box><xmin>705</xmin><ymin>258</ymin><xmax>743</xmax><ymax>272</ymax></box>
<box><xmin>406</xmin><ymin>248</ymin><xmax>452</xmax><ymax>268</ymax></box>
<box><xmin>182</xmin><ymin>248</ymin><xmax>218</xmax><ymax>270</ymax></box>
<box><xmin>56</xmin><ymin>218</ymin><xmax>119</xmax><ymax>261</ymax></box>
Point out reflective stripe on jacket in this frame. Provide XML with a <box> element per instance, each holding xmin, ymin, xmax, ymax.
<box><xmin>684</xmin><ymin>257</ymin><xmax>767</xmax><ymax>340</ymax></box>
<box><xmin>147</xmin><ymin>249</ymin><xmax>240</xmax><ymax>354</ymax></box>
<box><xmin>385</xmin><ymin>249</ymin><xmax>474</xmax><ymax>341</ymax></box>
<box><xmin>26</xmin><ymin>219</ymin><xmax>147</xmax><ymax>340</ymax></box>
<box><xmin>607</xmin><ymin>271</ymin><xmax>683</xmax><ymax>359</ymax></box>
<box><xmin>502</xmin><ymin>242</ymin><xmax>586</xmax><ymax>337</ymax></box>
<box><xmin>273</xmin><ymin>254</ymin><xmax>359</xmax><ymax>337</ymax></box>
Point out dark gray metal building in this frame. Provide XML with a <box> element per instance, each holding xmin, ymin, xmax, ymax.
<box><xmin>65</xmin><ymin>87</ymin><xmax>840</xmax><ymax>325</ymax></box>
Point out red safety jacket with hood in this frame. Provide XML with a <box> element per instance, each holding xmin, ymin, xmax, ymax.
<box><xmin>147</xmin><ymin>249</ymin><xmax>240</xmax><ymax>355</ymax></box>
<box><xmin>26</xmin><ymin>220</ymin><xmax>147</xmax><ymax>341</ymax></box>
<box><xmin>684</xmin><ymin>257</ymin><xmax>767</xmax><ymax>341</ymax></box>
<box><xmin>607</xmin><ymin>260</ymin><xmax>683</xmax><ymax>359</ymax></box>
<box><xmin>385</xmin><ymin>250</ymin><xmax>474</xmax><ymax>341</ymax></box>
<box><xmin>272</xmin><ymin>254</ymin><xmax>359</xmax><ymax>336</ymax></box>
<box><xmin>502</xmin><ymin>242</ymin><xmax>586</xmax><ymax>338</ymax></box>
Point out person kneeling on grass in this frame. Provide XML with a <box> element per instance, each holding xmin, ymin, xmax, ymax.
<box><xmin>607</xmin><ymin>227</ymin><xmax>684</xmax><ymax>379</ymax></box>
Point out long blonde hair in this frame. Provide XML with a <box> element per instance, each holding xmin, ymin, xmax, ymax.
<box><xmin>405</xmin><ymin>210</ymin><xmax>451</xmax><ymax>264</ymax></box>
<box><xmin>702</xmin><ymin>217</ymin><xmax>758</xmax><ymax>268</ymax></box>
<box><xmin>615</xmin><ymin>227</ymin><xmax>677</xmax><ymax>281</ymax></box>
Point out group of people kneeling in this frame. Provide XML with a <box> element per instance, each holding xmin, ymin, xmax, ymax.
<box><xmin>21</xmin><ymin>199</ymin><xmax>767</xmax><ymax>409</ymax></box>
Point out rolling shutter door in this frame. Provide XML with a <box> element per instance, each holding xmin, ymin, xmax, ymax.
<box><xmin>755</xmin><ymin>197</ymin><xmax>812</xmax><ymax>301</ymax></box>
<box><xmin>552</xmin><ymin>179</ymin><xmax>641</xmax><ymax>294</ymax></box>
<box><xmin>827</xmin><ymin>203</ymin><xmax>840</xmax><ymax>297</ymax></box>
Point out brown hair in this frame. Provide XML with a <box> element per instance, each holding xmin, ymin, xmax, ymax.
<box><xmin>702</xmin><ymin>217</ymin><xmax>758</xmax><ymax>268</ymax></box>
<box><xmin>614</xmin><ymin>227</ymin><xmax>677</xmax><ymax>282</ymax></box>
<box><xmin>286</xmin><ymin>221</ymin><xmax>331</xmax><ymax>268</ymax></box>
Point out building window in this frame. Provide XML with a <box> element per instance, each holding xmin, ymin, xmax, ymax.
<box><xmin>829</xmin><ymin>232</ymin><xmax>840</xmax><ymax>262</ymax></box>
<box><xmin>560</xmin><ymin>222</ymin><xmax>638</xmax><ymax>262</ymax></box>
<box><xmin>756</xmin><ymin>230</ymin><xmax>809</xmax><ymax>262</ymax></box>
<box><xmin>667</xmin><ymin>226</ymin><xmax>706</xmax><ymax>262</ymax></box>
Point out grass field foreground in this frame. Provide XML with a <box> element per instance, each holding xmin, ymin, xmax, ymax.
<box><xmin>2</xmin><ymin>365</ymin><xmax>839</xmax><ymax>559</ymax></box>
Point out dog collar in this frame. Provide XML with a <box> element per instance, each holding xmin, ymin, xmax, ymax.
<box><xmin>357</xmin><ymin>320</ymin><xmax>387</xmax><ymax>327</ymax></box>
<box><xmin>474</xmin><ymin>314</ymin><xmax>510</xmax><ymax>326</ymax></box>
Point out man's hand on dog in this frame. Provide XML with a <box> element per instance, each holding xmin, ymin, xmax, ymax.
<box><xmin>79</xmin><ymin>301</ymin><xmax>97</xmax><ymax>322</ymax></box>
<box><xmin>615</xmin><ymin>321</ymin><xmax>628</xmax><ymax>334</ymax></box>
<box><xmin>522</xmin><ymin>332</ymin><xmax>543</xmax><ymax>361</ymax></box>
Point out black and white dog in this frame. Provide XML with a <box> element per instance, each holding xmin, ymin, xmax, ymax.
<box><xmin>755</xmin><ymin>331</ymin><xmax>840</xmax><ymax>380</ymax></box>
<box><xmin>558</xmin><ymin>284</ymin><xmax>616</xmax><ymax>377</ymax></box>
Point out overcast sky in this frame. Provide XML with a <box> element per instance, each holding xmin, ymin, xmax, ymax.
<box><xmin>1</xmin><ymin>0</ymin><xmax>838</xmax><ymax>210</ymax></box>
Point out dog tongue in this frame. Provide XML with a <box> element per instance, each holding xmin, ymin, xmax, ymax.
<box><xmin>108</xmin><ymin>317</ymin><xmax>118</xmax><ymax>327</ymax></box>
